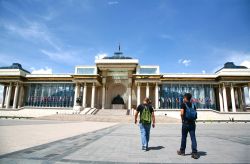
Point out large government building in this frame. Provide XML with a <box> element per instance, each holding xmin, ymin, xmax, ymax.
<box><xmin>0</xmin><ymin>50</ymin><xmax>250</xmax><ymax>113</ymax></box>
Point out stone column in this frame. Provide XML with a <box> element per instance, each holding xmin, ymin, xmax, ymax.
<box><xmin>128</xmin><ymin>84</ymin><xmax>132</xmax><ymax>110</ymax></box>
<box><xmin>1</xmin><ymin>86</ymin><xmax>7</xmax><ymax>108</ymax></box>
<box><xmin>4</xmin><ymin>86</ymin><xmax>9</xmax><ymax>107</ymax></box>
<box><xmin>73</xmin><ymin>83</ymin><xmax>80</xmax><ymax>107</ymax></box>
<box><xmin>91</xmin><ymin>83</ymin><xmax>96</xmax><ymax>108</ymax></box>
<box><xmin>13</xmin><ymin>83</ymin><xmax>20</xmax><ymax>109</ymax></box>
<box><xmin>230</xmin><ymin>83</ymin><xmax>236</xmax><ymax>112</ymax></box>
<box><xmin>248</xmin><ymin>83</ymin><xmax>250</xmax><ymax>101</ymax></box>
<box><xmin>238</xmin><ymin>87</ymin><xmax>243</xmax><ymax>111</ymax></box>
<box><xmin>137</xmin><ymin>83</ymin><xmax>140</xmax><ymax>107</ymax></box>
<box><xmin>146</xmin><ymin>83</ymin><xmax>149</xmax><ymax>98</ymax></box>
<box><xmin>222</xmin><ymin>83</ymin><xmax>228</xmax><ymax>112</ymax></box>
<box><xmin>102</xmin><ymin>78</ymin><xmax>106</xmax><ymax>109</ymax></box>
<box><xmin>6</xmin><ymin>83</ymin><xmax>12</xmax><ymax>109</ymax></box>
<box><xmin>102</xmin><ymin>85</ymin><xmax>105</xmax><ymax>109</ymax></box>
<box><xmin>82</xmin><ymin>83</ymin><xmax>87</xmax><ymax>108</ymax></box>
<box><xmin>155</xmin><ymin>83</ymin><xmax>159</xmax><ymax>109</ymax></box>
<box><xmin>18</xmin><ymin>85</ymin><xmax>24</xmax><ymax>109</ymax></box>
<box><xmin>219</xmin><ymin>86</ymin><xmax>224</xmax><ymax>112</ymax></box>
<box><xmin>101</xmin><ymin>85</ymin><xmax>105</xmax><ymax>109</ymax></box>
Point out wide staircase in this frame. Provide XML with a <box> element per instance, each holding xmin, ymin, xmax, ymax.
<box><xmin>95</xmin><ymin>109</ymin><xmax>130</xmax><ymax>116</ymax></box>
<box><xmin>36</xmin><ymin>109</ymin><xmax>180</xmax><ymax>123</ymax></box>
<box><xmin>80</xmin><ymin>108</ymin><xmax>99</xmax><ymax>115</ymax></box>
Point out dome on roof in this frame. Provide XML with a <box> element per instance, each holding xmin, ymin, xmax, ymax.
<box><xmin>102</xmin><ymin>51</ymin><xmax>132</xmax><ymax>59</ymax></box>
<box><xmin>224</xmin><ymin>62</ymin><xmax>247</xmax><ymax>69</ymax></box>
<box><xmin>215</xmin><ymin>62</ymin><xmax>247</xmax><ymax>73</ymax></box>
<box><xmin>0</xmin><ymin>63</ymin><xmax>30</xmax><ymax>73</ymax></box>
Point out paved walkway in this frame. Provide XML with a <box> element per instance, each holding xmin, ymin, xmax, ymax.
<box><xmin>0</xmin><ymin>119</ymin><xmax>117</xmax><ymax>155</ymax></box>
<box><xmin>0</xmin><ymin>120</ymin><xmax>250</xmax><ymax>163</ymax></box>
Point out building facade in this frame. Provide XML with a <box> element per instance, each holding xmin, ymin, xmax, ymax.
<box><xmin>0</xmin><ymin>51</ymin><xmax>250</xmax><ymax>113</ymax></box>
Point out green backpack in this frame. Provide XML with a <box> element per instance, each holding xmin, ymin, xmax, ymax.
<box><xmin>140</xmin><ymin>105</ymin><xmax>152</xmax><ymax>124</ymax></box>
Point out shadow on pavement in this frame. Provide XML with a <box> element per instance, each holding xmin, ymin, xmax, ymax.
<box><xmin>148</xmin><ymin>146</ymin><xmax>165</xmax><ymax>150</ymax></box>
<box><xmin>198</xmin><ymin>151</ymin><xmax>207</xmax><ymax>156</ymax></box>
<box><xmin>185</xmin><ymin>151</ymin><xmax>207</xmax><ymax>157</ymax></box>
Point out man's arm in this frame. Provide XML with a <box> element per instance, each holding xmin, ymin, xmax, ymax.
<box><xmin>134</xmin><ymin>110</ymin><xmax>139</xmax><ymax>124</ymax></box>
<box><xmin>152</xmin><ymin>111</ymin><xmax>156</xmax><ymax>128</ymax></box>
<box><xmin>180</xmin><ymin>109</ymin><xmax>184</xmax><ymax>119</ymax></box>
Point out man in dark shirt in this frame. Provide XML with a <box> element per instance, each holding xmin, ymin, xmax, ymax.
<box><xmin>135</xmin><ymin>97</ymin><xmax>155</xmax><ymax>151</ymax></box>
<box><xmin>177</xmin><ymin>93</ymin><xmax>199</xmax><ymax>159</ymax></box>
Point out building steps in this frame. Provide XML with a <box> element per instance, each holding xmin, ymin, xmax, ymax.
<box><xmin>86</xmin><ymin>108</ymin><xmax>97</xmax><ymax>115</ymax></box>
<box><xmin>80</xmin><ymin>108</ymin><xmax>91</xmax><ymax>115</ymax></box>
<box><xmin>95</xmin><ymin>109</ymin><xmax>129</xmax><ymax>116</ymax></box>
<box><xmin>35</xmin><ymin>114</ymin><xmax>180</xmax><ymax>123</ymax></box>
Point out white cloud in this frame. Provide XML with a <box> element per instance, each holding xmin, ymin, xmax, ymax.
<box><xmin>178</xmin><ymin>59</ymin><xmax>191</xmax><ymax>66</ymax></box>
<box><xmin>41</xmin><ymin>10</ymin><xmax>58</xmax><ymax>21</ymax></box>
<box><xmin>30</xmin><ymin>67</ymin><xmax>52</xmax><ymax>74</ymax></box>
<box><xmin>240</xmin><ymin>60</ymin><xmax>250</xmax><ymax>68</ymax></box>
<box><xmin>227</xmin><ymin>51</ymin><xmax>250</xmax><ymax>67</ymax></box>
<box><xmin>3</xmin><ymin>20</ymin><xmax>86</xmax><ymax>66</ymax></box>
<box><xmin>40</xmin><ymin>49</ymin><xmax>81</xmax><ymax>64</ymax></box>
<box><xmin>108</xmin><ymin>1</ymin><xmax>119</xmax><ymax>5</ymax></box>
<box><xmin>160</xmin><ymin>34</ymin><xmax>173</xmax><ymax>40</ymax></box>
<box><xmin>95</xmin><ymin>53</ymin><xmax>108</xmax><ymax>60</ymax></box>
<box><xmin>3</xmin><ymin>21</ymin><xmax>61</xmax><ymax>51</ymax></box>
<box><xmin>202</xmin><ymin>70</ymin><xmax>206</xmax><ymax>74</ymax></box>
<box><xmin>210</xmin><ymin>48</ymin><xmax>250</xmax><ymax>72</ymax></box>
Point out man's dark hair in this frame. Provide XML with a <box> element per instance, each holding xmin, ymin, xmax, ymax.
<box><xmin>144</xmin><ymin>97</ymin><xmax>151</xmax><ymax>104</ymax></box>
<box><xmin>184</xmin><ymin>93</ymin><xmax>192</xmax><ymax>101</ymax></box>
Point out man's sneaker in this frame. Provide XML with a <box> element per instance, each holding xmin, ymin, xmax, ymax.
<box><xmin>177</xmin><ymin>150</ymin><xmax>185</xmax><ymax>156</ymax></box>
<box><xmin>142</xmin><ymin>146</ymin><xmax>146</xmax><ymax>150</ymax></box>
<box><xmin>191</xmin><ymin>153</ymin><xmax>199</xmax><ymax>159</ymax></box>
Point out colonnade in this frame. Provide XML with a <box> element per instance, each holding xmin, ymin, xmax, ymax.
<box><xmin>73</xmin><ymin>82</ymin><xmax>96</xmax><ymax>108</ymax></box>
<box><xmin>1</xmin><ymin>82</ymin><xmax>24</xmax><ymax>109</ymax></box>
<box><xmin>218</xmin><ymin>83</ymin><xmax>246</xmax><ymax>112</ymax></box>
<box><xmin>136</xmin><ymin>82</ymin><xmax>159</xmax><ymax>109</ymax></box>
<box><xmin>1</xmin><ymin>82</ymin><xmax>249</xmax><ymax>112</ymax></box>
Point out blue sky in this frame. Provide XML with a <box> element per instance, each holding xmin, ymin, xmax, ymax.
<box><xmin>0</xmin><ymin>0</ymin><xmax>250</xmax><ymax>74</ymax></box>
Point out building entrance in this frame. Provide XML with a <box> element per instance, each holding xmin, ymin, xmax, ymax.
<box><xmin>106</xmin><ymin>83</ymin><xmax>127</xmax><ymax>109</ymax></box>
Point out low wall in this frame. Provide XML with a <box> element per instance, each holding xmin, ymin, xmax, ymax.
<box><xmin>0</xmin><ymin>108</ymin><xmax>73</xmax><ymax>118</ymax></box>
<box><xmin>155</xmin><ymin>109</ymin><xmax>250</xmax><ymax>121</ymax></box>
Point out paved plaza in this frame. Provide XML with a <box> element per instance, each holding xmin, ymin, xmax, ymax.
<box><xmin>0</xmin><ymin>119</ymin><xmax>250</xmax><ymax>163</ymax></box>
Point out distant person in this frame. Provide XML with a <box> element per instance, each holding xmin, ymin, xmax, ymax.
<box><xmin>135</xmin><ymin>97</ymin><xmax>155</xmax><ymax>151</ymax></box>
<box><xmin>177</xmin><ymin>93</ymin><xmax>199</xmax><ymax>159</ymax></box>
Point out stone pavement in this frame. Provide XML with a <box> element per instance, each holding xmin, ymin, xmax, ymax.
<box><xmin>0</xmin><ymin>119</ymin><xmax>117</xmax><ymax>155</ymax></box>
<box><xmin>0</xmin><ymin>120</ymin><xmax>250</xmax><ymax>163</ymax></box>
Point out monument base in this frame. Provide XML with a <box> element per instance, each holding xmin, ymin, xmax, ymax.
<box><xmin>73</xmin><ymin>105</ymin><xmax>83</xmax><ymax>114</ymax></box>
<box><xmin>112</xmin><ymin>104</ymin><xmax>124</xmax><ymax>109</ymax></box>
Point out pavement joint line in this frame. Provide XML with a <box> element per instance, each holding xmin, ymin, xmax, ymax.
<box><xmin>6</xmin><ymin>125</ymin><xmax>121</xmax><ymax>163</ymax></box>
<box><xmin>44</xmin><ymin>124</ymin><xmax>122</xmax><ymax>162</ymax></box>
<box><xmin>210</xmin><ymin>135</ymin><xmax>250</xmax><ymax>145</ymax></box>
<box><xmin>59</xmin><ymin>158</ymin><xmax>153</xmax><ymax>164</ymax></box>
<box><xmin>0</xmin><ymin>123</ymin><xmax>121</xmax><ymax>160</ymax></box>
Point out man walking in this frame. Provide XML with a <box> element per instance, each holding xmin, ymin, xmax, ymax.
<box><xmin>177</xmin><ymin>93</ymin><xmax>199</xmax><ymax>159</ymax></box>
<box><xmin>135</xmin><ymin>97</ymin><xmax>155</xmax><ymax>151</ymax></box>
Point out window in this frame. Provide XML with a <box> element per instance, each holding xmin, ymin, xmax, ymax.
<box><xmin>77</xmin><ymin>68</ymin><xmax>96</xmax><ymax>75</ymax></box>
<box><xmin>138</xmin><ymin>68</ymin><xmax>158</xmax><ymax>74</ymax></box>
<box><xmin>159</xmin><ymin>84</ymin><xmax>216</xmax><ymax>110</ymax></box>
<box><xmin>25</xmin><ymin>83</ymin><xmax>75</xmax><ymax>108</ymax></box>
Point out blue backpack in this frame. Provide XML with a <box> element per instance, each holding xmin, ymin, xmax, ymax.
<box><xmin>185</xmin><ymin>103</ymin><xmax>197</xmax><ymax>121</ymax></box>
